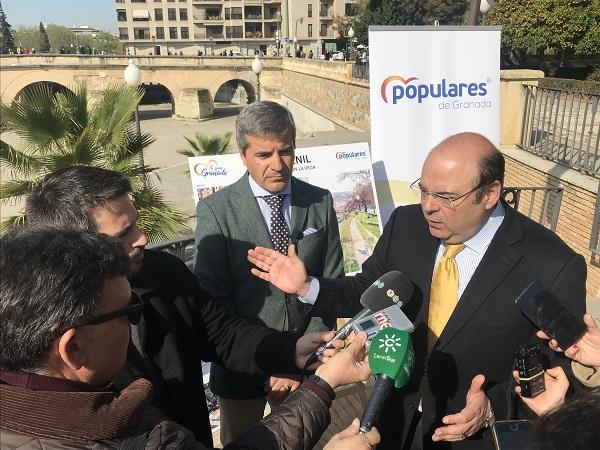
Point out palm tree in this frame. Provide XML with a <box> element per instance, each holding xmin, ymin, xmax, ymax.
<box><xmin>177</xmin><ymin>131</ymin><xmax>233</xmax><ymax>157</ymax></box>
<box><xmin>0</xmin><ymin>83</ymin><xmax>188</xmax><ymax>242</ymax></box>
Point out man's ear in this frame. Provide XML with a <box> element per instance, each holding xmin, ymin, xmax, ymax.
<box><xmin>484</xmin><ymin>180</ymin><xmax>502</xmax><ymax>210</ymax></box>
<box><xmin>57</xmin><ymin>328</ymin><xmax>86</xmax><ymax>371</ymax></box>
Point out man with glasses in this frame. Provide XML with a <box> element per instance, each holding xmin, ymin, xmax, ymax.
<box><xmin>247</xmin><ymin>132</ymin><xmax>586</xmax><ymax>450</ymax></box>
<box><xmin>0</xmin><ymin>227</ymin><xmax>380</xmax><ymax>449</ymax></box>
<box><xmin>24</xmin><ymin>165</ymin><xmax>340</xmax><ymax>448</ymax></box>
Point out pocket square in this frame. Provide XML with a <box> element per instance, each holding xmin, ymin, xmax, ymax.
<box><xmin>302</xmin><ymin>227</ymin><xmax>319</xmax><ymax>236</ymax></box>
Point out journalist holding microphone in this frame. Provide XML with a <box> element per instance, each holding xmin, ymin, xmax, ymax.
<box><xmin>248</xmin><ymin>132</ymin><xmax>586</xmax><ymax>450</ymax></box>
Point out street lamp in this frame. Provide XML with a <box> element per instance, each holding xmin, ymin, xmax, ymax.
<box><xmin>252</xmin><ymin>54</ymin><xmax>263</xmax><ymax>101</ymax></box>
<box><xmin>294</xmin><ymin>17</ymin><xmax>304</xmax><ymax>56</ymax></box>
<box><xmin>480</xmin><ymin>0</ymin><xmax>491</xmax><ymax>25</ymax></box>
<box><xmin>348</xmin><ymin>26</ymin><xmax>355</xmax><ymax>55</ymax></box>
<box><xmin>123</xmin><ymin>59</ymin><xmax>147</xmax><ymax>183</ymax></box>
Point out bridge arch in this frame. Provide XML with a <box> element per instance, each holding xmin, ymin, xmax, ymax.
<box><xmin>210</xmin><ymin>72</ymin><xmax>258</xmax><ymax>106</ymax></box>
<box><xmin>14</xmin><ymin>81</ymin><xmax>73</xmax><ymax>100</ymax></box>
<box><xmin>139</xmin><ymin>82</ymin><xmax>175</xmax><ymax>118</ymax></box>
<box><xmin>1</xmin><ymin>70</ymin><xmax>76</xmax><ymax>102</ymax></box>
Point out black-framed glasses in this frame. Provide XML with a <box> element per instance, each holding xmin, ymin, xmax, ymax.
<box><xmin>410</xmin><ymin>178</ymin><xmax>484</xmax><ymax>208</ymax></box>
<box><xmin>83</xmin><ymin>291</ymin><xmax>144</xmax><ymax>326</ymax></box>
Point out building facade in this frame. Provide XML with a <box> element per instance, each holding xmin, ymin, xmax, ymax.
<box><xmin>115</xmin><ymin>0</ymin><xmax>356</xmax><ymax>56</ymax></box>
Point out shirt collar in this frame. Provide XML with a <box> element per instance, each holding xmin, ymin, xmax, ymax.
<box><xmin>248</xmin><ymin>173</ymin><xmax>291</xmax><ymax>198</ymax></box>
<box><xmin>0</xmin><ymin>371</ymin><xmax>106</xmax><ymax>392</ymax></box>
<box><xmin>462</xmin><ymin>201</ymin><xmax>506</xmax><ymax>254</ymax></box>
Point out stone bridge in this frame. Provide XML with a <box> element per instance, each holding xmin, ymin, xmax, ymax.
<box><xmin>0</xmin><ymin>55</ymin><xmax>282</xmax><ymax>119</ymax></box>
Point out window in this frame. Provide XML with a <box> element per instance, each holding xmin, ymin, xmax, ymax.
<box><xmin>116</xmin><ymin>0</ymin><xmax>125</xmax><ymax>3</ymax></box>
<box><xmin>181</xmin><ymin>27</ymin><xmax>189</xmax><ymax>39</ymax></box>
<box><xmin>155</xmin><ymin>8</ymin><xmax>163</xmax><ymax>20</ymax></box>
<box><xmin>345</xmin><ymin>3</ymin><xmax>357</xmax><ymax>16</ymax></box>
<box><xmin>168</xmin><ymin>8</ymin><xmax>176</xmax><ymax>20</ymax></box>
<box><xmin>117</xmin><ymin>10</ymin><xmax>127</xmax><ymax>21</ymax></box>
<box><xmin>131</xmin><ymin>0</ymin><xmax>146</xmax><ymax>2</ymax></box>
<box><xmin>119</xmin><ymin>27</ymin><xmax>129</xmax><ymax>39</ymax></box>
<box><xmin>308</xmin><ymin>4</ymin><xmax>312</xmax><ymax>18</ymax></box>
<box><xmin>134</xmin><ymin>27</ymin><xmax>151</xmax><ymax>39</ymax></box>
<box><xmin>179</xmin><ymin>8</ymin><xmax>188</xmax><ymax>20</ymax></box>
<box><xmin>156</xmin><ymin>26</ymin><xmax>164</xmax><ymax>39</ymax></box>
<box><xmin>308</xmin><ymin>23</ymin><xmax>312</xmax><ymax>37</ymax></box>
<box><xmin>169</xmin><ymin>26</ymin><xmax>178</xmax><ymax>39</ymax></box>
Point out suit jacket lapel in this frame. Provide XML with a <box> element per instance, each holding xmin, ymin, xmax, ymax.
<box><xmin>436</xmin><ymin>206</ymin><xmax>524</xmax><ymax>351</ymax></box>
<box><xmin>290</xmin><ymin>178</ymin><xmax>309</xmax><ymax>243</ymax></box>
<box><xmin>234</xmin><ymin>174</ymin><xmax>274</xmax><ymax>249</ymax></box>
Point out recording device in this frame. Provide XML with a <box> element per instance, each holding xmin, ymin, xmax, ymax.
<box><xmin>351</xmin><ymin>304</ymin><xmax>415</xmax><ymax>350</ymax></box>
<box><xmin>514</xmin><ymin>343</ymin><xmax>545</xmax><ymax>398</ymax></box>
<box><xmin>515</xmin><ymin>280</ymin><xmax>586</xmax><ymax>350</ymax></box>
<box><xmin>359</xmin><ymin>328</ymin><xmax>414</xmax><ymax>433</ymax></box>
<box><xmin>492</xmin><ymin>420</ymin><xmax>534</xmax><ymax>450</ymax></box>
<box><xmin>304</xmin><ymin>271</ymin><xmax>413</xmax><ymax>367</ymax></box>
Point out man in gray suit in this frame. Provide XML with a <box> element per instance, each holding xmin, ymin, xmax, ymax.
<box><xmin>193</xmin><ymin>101</ymin><xmax>344</xmax><ymax>445</ymax></box>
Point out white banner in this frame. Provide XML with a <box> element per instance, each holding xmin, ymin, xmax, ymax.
<box><xmin>369</xmin><ymin>26</ymin><xmax>501</xmax><ymax>222</ymax></box>
<box><xmin>188</xmin><ymin>143</ymin><xmax>382</xmax><ymax>273</ymax></box>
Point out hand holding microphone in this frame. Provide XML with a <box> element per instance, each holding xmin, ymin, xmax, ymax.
<box><xmin>304</xmin><ymin>271</ymin><xmax>414</xmax><ymax>368</ymax></box>
<box><xmin>360</xmin><ymin>327</ymin><xmax>415</xmax><ymax>433</ymax></box>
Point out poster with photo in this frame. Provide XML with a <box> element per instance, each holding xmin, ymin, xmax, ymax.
<box><xmin>188</xmin><ymin>142</ymin><xmax>381</xmax><ymax>274</ymax></box>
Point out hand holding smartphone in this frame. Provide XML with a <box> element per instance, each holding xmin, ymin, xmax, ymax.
<box><xmin>515</xmin><ymin>281</ymin><xmax>586</xmax><ymax>350</ymax></box>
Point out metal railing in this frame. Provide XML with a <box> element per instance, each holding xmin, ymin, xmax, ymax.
<box><xmin>519</xmin><ymin>85</ymin><xmax>600</xmax><ymax>177</ymax></box>
<box><xmin>502</xmin><ymin>186</ymin><xmax>564</xmax><ymax>232</ymax></box>
<box><xmin>590</xmin><ymin>183</ymin><xmax>600</xmax><ymax>257</ymax></box>
<box><xmin>352</xmin><ymin>63</ymin><xmax>369</xmax><ymax>80</ymax></box>
<box><xmin>148</xmin><ymin>234</ymin><xmax>195</xmax><ymax>266</ymax></box>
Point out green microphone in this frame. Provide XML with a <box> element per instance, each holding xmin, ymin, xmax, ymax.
<box><xmin>360</xmin><ymin>327</ymin><xmax>415</xmax><ymax>433</ymax></box>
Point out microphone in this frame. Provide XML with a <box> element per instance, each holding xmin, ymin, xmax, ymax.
<box><xmin>304</xmin><ymin>271</ymin><xmax>413</xmax><ymax>367</ymax></box>
<box><xmin>360</xmin><ymin>328</ymin><xmax>415</xmax><ymax>433</ymax></box>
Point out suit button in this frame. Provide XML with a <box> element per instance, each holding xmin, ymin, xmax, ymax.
<box><xmin>408</xmin><ymin>401</ymin><xmax>414</xmax><ymax>409</ymax></box>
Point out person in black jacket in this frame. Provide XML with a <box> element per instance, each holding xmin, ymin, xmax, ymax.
<box><xmin>0</xmin><ymin>226</ymin><xmax>380</xmax><ymax>450</ymax></box>
<box><xmin>24</xmin><ymin>165</ymin><xmax>344</xmax><ymax>447</ymax></box>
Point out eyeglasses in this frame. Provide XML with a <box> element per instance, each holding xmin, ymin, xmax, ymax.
<box><xmin>410</xmin><ymin>178</ymin><xmax>483</xmax><ymax>208</ymax></box>
<box><xmin>83</xmin><ymin>291</ymin><xmax>144</xmax><ymax>326</ymax></box>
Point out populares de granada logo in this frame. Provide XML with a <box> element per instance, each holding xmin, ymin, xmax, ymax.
<box><xmin>335</xmin><ymin>150</ymin><xmax>368</xmax><ymax>160</ymax></box>
<box><xmin>193</xmin><ymin>160</ymin><xmax>227</xmax><ymax>178</ymax></box>
<box><xmin>380</xmin><ymin>75</ymin><xmax>488</xmax><ymax>104</ymax></box>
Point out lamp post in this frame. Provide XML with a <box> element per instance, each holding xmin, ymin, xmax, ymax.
<box><xmin>294</xmin><ymin>17</ymin><xmax>304</xmax><ymax>56</ymax></box>
<box><xmin>348</xmin><ymin>26</ymin><xmax>354</xmax><ymax>56</ymax></box>
<box><xmin>123</xmin><ymin>59</ymin><xmax>146</xmax><ymax>183</ymax></box>
<box><xmin>252</xmin><ymin>54</ymin><xmax>263</xmax><ymax>101</ymax></box>
<box><xmin>480</xmin><ymin>0</ymin><xmax>491</xmax><ymax>25</ymax></box>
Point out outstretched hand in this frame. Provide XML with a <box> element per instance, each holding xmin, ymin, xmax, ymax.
<box><xmin>432</xmin><ymin>374</ymin><xmax>490</xmax><ymax>442</ymax></box>
<box><xmin>248</xmin><ymin>244</ymin><xmax>311</xmax><ymax>297</ymax></box>
<box><xmin>537</xmin><ymin>314</ymin><xmax>600</xmax><ymax>367</ymax></box>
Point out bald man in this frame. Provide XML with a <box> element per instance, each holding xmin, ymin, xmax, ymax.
<box><xmin>247</xmin><ymin>132</ymin><xmax>586</xmax><ymax>450</ymax></box>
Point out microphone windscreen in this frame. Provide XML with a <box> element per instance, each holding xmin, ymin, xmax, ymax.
<box><xmin>360</xmin><ymin>271</ymin><xmax>414</xmax><ymax>312</ymax></box>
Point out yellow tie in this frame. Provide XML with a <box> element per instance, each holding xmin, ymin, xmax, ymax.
<box><xmin>428</xmin><ymin>243</ymin><xmax>465</xmax><ymax>351</ymax></box>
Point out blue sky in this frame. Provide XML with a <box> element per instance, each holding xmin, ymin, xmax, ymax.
<box><xmin>3</xmin><ymin>0</ymin><xmax>117</xmax><ymax>33</ymax></box>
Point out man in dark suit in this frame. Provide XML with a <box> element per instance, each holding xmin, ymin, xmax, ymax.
<box><xmin>25</xmin><ymin>165</ymin><xmax>339</xmax><ymax>449</ymax></box>
<box><xmin>193</xmin><ymin>101</ymin><xmax>344</xmax><ymax>444</ymax></box>
<box><xmin>248</xmin><ymin>132</ymin><xmax>587</xmax><ymax>450</ymax></box>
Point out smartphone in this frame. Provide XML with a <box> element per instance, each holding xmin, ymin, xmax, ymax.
<box><xmin>515</xmin><ymin>280</ymin><xmax>586</xmax><ymax>350</ymax></box>
<box><xmin>492</xmin><ymin>420</ymin><xmax>534</xmax><ymax>450</ymax></box>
